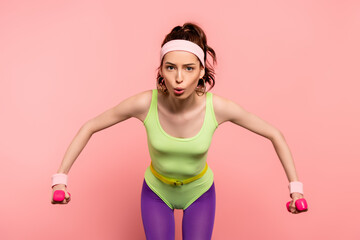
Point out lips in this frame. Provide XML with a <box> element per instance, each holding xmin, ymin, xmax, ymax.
<box><xmin>174</xmin><ymin>88</ymin><xmax>185</xmax><ymax>95</ymax></box>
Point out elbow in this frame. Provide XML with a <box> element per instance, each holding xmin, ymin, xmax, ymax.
<box><xmin>269</xmin><ymin>130</ymin><xmax>284</xmax><ymax>142</ymax></box>
<box><xmin>80</xmin><ymin>122</ymin><xmax>96</xmax><ymax>136</ymax></box>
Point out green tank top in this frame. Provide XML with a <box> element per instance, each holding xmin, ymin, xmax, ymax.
<box><xmin>143</xmin><ymin>89</ymin><xmax>219</xmax><ymax>180</ymax></box>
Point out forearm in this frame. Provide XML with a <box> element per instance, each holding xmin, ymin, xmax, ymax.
<box><xmin>270</xmin><ymin>133</ymin><xmax>299</xmax><ymax>182</ymax></box>
<box><xmin>57</xmin><ymin>124</ymin><xmax>93</xmax><ymax>174</ymax></box>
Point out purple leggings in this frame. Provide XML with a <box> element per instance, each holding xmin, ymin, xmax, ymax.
<box><xmin>141</xmin><ymin>179</ymin><xmax>216</xmax><ymax>240</ymax></box>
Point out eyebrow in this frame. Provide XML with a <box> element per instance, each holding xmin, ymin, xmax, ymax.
<box><xmin>165</xmin><ymin>61</ymin><xmax>196</xmax><ymax>66</ymax></box>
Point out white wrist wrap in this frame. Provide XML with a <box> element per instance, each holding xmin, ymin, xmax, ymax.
<box><xmin>288</xmin><ymin>181</ymin><xmax>303</xmax><ymax>196</ymax></box>
<box><xmin>52</xmin><ymin>173</ymin><xmax>68</xmax><ymax>187</ymax></box>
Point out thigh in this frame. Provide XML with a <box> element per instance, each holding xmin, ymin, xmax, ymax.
<box><xmin>182</xmin><ymin>182</ymin><xmax>216</xmax><ymax>240</ymax></box>
<box><xmin>141</xmin><ymin>179</ymin><xmax>175</xmax><ymax>240</ymax></box>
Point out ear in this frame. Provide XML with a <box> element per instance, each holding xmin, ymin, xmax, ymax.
<box><xmin>200</xmin><ymin>66</ymin><xmax>205</xmax><ymax>79</ymax></box>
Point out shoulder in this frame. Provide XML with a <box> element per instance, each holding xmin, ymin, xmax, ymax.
<box><xmin>82</xmin><ymin>89</ymin><xmax>154</xmax><ymax>133</ymax></box>
<box><xmin>211</xmin><ymin>93</ymin><xmax>247</xmax><ymax>125</ymax></box>
<box><xmin>211</xmin><ymin>93</ymin><xmax>231</xmax><ymax>125</ymax></box>
<box><xmin>127</xmin><ymin>89</ymin><xmax>153</xmax><ymax>122</ymax></box>
<box><xmin>130</xmin><ymin>89</ymin><xmax>153</xmax><ymax>108</ymax></box>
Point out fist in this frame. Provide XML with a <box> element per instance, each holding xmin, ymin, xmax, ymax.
<box><xmin>51</xmin><ymin>184</ymin><xmax>71</xmax><ymax>204</ymax></box>
<box><xmin>286</xmin><ymin>192</ymin><xmax>308</xmax><ymax>214</ymax></box>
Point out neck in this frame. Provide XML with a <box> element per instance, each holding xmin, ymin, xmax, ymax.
<box><xmin>161</xmin><ymin>91</ymin><xmax>199</xmax><ymax>114</ymax></box>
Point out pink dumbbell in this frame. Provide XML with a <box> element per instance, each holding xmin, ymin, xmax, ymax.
<box><xmin>53</xmin><ymin>190</ymin><xmax>71</xmax><ymax>202</ymax></box>
<box><xmin>286</xmin><ymin>198</ymin><xmax>308</xmax><ymax>212</ymax></box>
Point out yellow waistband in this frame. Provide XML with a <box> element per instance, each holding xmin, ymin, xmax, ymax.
<box><xmin>150</xmin><ymin>162</ymin><xmax>208</xmax><ymax>186</ymax></box>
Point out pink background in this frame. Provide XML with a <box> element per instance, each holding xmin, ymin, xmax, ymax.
<box><xmin>1</xmin><ymin>0</ymin><xmax>359</xmax><ymax>239</ymax></box>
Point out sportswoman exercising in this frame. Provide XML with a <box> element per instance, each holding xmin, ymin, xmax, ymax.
<box><xmin>51</xmin><ymin>22</ymin><xmax>308</xmax><ymax>240</ymax></box>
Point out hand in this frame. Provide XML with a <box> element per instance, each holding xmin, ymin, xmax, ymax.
<box><xmin>51</xmin><ymin>184</ymin><xmax>71</xmax><ymax>204</ymax></box>
<box><xmin>288</xmin><ymin>192</ymin><xmax>308</xmax><ymax>214</ymax></box>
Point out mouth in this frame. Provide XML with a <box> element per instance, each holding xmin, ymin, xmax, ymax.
<box><xmin>174</xmin><ymin>88</ymin><xmax>185</xmax><ymax>95</ymax></box>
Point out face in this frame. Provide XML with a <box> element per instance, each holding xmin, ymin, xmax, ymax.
<box><xmin>160</xmin><ymin>50</ymin><xmax>205</xmax><ymax>97</ymax></box>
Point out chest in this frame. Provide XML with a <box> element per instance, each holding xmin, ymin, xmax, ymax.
<box><xmin>157</xmin><ymin>101</ymin><xmax>206</xmax><ymax>139</ymax></box>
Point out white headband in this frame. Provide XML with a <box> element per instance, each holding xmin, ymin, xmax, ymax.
<box><xmin>160</xmin><ymin>39</ymin><xmax>205</xmax><ymax>67</ymax></box>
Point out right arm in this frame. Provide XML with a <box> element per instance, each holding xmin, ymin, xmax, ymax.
<box><xmin>56</xmin><ymin>89</ymin><xmax>152</xmax><ymax>175</ymax></box>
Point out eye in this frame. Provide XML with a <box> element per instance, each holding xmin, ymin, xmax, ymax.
<box><xmin>166</xmin><ymin>66</ymin><xmax>174</xmax><ymax>70</ymax></box>
<box><xmin>186</xmin><ymin>67</ymin><xmax>194</xmax><ymax>71</ymax></box>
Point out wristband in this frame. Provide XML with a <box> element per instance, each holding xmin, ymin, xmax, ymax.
<box><xmin>288</xmin><ymin>181</ymin><xmax>303</xmax><ymax>197</ymax></box>
<box><xmin>52</xmin><ymin>173</ymin><xmax>68</xmax><ymax>187</ymax></box>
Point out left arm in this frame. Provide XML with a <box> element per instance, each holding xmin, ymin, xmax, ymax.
<box><xmin>212</xmin><ymin>94</ymin><xmax>300</xmax><ymax>183</ymax></box>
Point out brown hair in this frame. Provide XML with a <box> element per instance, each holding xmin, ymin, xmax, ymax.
<box><xmin>156</xmin><ymin>22</ymin><xmax>217</xmax><ymax>96</ymax></box>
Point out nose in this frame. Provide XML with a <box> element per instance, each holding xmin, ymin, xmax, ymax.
<box><xmin>175</xmin><ymin>70</ymin><xmax>183</xmax><ymax>83</ymax></box>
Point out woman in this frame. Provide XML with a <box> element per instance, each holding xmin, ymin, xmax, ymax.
<box><xmin>51</xmin><ymin>22</ymin><xmax>307</xmax><ymax>240</ymax></box>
